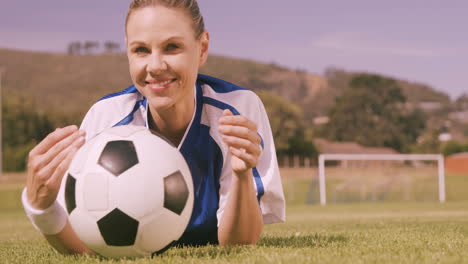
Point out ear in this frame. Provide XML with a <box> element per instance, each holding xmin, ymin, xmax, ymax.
<box><xmin>198</xmin><ymin>31</ymin><xmax>210</xmax><ymax>66</ymax></box>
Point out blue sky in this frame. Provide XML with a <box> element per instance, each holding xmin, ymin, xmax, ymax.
<box><xmin>1</xmin><ymin>0</ymin><xmax>467</xmax><ymax>99</ymax></box>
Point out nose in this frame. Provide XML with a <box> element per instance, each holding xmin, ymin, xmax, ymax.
<box><xmin>147</xmin><ymin>52</ymin><xmax>167</xmax><ymax>74</ymax></box>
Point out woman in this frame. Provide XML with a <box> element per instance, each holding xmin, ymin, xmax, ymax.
<box><xmin>22</xmin><ymin>0</ymin><xmax>285</xmax><ymax>254</ymax></box>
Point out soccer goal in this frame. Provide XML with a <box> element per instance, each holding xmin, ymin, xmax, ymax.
<box><xmin>315</xmin><ymin>154</ymin><xmax>445</xmax><ymax>205</ymax></box>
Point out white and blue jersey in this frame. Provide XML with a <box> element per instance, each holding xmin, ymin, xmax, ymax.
<box><xmin>70</xmin><ymin>74</ymin><xmax>285</xmax><ymax>245</ymax></box>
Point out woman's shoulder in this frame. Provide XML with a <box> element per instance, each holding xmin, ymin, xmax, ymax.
<box><xmin>197</xmin><ymin>74</ymin><xmax>260</xmax><ymax>104</ymax></box>
<box><xmin>80</xmin><ymin>85</ymin><xmax>145</xmax><ymax>139</ymax></box>
<box><xmin>98</xmin><ymin>85</ymin><xmax>140</xmax><ymax>101</ymax></box>
<box><xmin>89</xmin><ymin>85</ymin><xmax>144</xmax><ymax>113</ymax></box>
<box><xmin>197</xmin><ymin>74</ymin><xmax>250</xmax><ymax>93</ymax></box>
<box><xmin>197</xmin><ymin>74</ymin><xmax>264</xmax><ymax>124</ymax></box>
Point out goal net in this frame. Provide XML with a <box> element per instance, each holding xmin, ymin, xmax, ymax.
<box><xmin>309</xmin><ymin>154</ymin><xmax>445</xmax><ymax>205</ymax></box>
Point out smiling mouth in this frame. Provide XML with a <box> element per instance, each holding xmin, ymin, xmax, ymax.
<box><xmin>145</xmin><ymin>78</ymin><xmax>177</xmax><ymax>91</ymax></box>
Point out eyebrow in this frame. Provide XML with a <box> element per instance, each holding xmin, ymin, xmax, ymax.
<box><xmin>128</xmin><ymin>40</ymin><xmax>146</xmax><ymax>46</ymax></box>
<box><xmin>129</xmin><ymin>36</ymin><xmax>185</xmax><ymax>46</ymax></box>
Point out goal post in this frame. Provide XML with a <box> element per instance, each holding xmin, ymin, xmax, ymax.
<box><xmin>318</xmin><ymin>154</ymin><xmax>445</xmax><ymax>205</ymax></box>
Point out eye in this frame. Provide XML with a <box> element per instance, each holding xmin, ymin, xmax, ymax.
<box><xmin>134</xmin><ymin>46</ymin><xmax>150</xmax><ymax>54</ymax></box>
<box><xmin>165</xmin><ymin>43</ymin><xmax>180</xmax><ymax>52</ymax></box>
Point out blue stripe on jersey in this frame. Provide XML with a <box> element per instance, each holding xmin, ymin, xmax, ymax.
<box><xmin>203</xmin><ymin>96</ymin><xmax>240</xmax><ymax>115</ymax></box>
<box><xmin>178</xmin><ymin>124</ymin><xmax>222</xmax><ymax>246</ymax></box>
<box><xmin>177</xmin><ymin>81</ymin><xmax>221</xmax><ymax>245</ymax></box>
<box><xmin>99</xmin><ymin>85</ymin><xmax>138</xmax><ymax>101</ymax></box>
<box><xmin>202</xmin><ymin>96</ymin><xmax>265</xmax><ymax>201</ymax></box>
<box><xmin>112</xmin><ymin>98</ymin><xmax>146</xmax><ymax>127</ymax></box>
<box><xmin>198</xmin><ymin>74</ymin><xmax>248</xmax><ymax>93</ymax></box>
<box><xmin>253</xmin><ymin>167</ymin><xmax>265</xmax><ymax>201</ymax></box>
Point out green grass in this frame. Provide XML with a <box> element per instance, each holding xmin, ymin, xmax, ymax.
<box><xmin>1</xmin><ymin>177</ymin><xmax>468</xmax><ymax>264</ymax></box>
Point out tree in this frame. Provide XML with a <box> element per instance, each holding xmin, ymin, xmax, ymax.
<box><xmin>104</xmin><ymin>41</ymin><xmax>120</xmax><ymax>53</ymax></box>
<box><xmin>67</xmin><ymin>41</ymin><xmax>82</xmax><ymax>55</ymax></box>
<box><xmin>284</xmin><ymin>129</ymin><xmax>318</xmax><ymax>158</ymax></box>
<box><xmin>256</xmin><ymin>91</ymin><xmax>302</xmax><ymax>153</ymax></box>
<box><xmin>455</xmin><ymin>93</ymin><xmax>468</xmax><ymax>111</ymax></box>
<box><xmin>256</xmin><ymin>91</ymin><xmax>317</xmax><ymax>160</ymax></box>
<box><xmin>83</xmin><ymin>41</ymin><xmax>99</xmax><ymax>54</ymax></box>
<box><xmin>324</xmin><ymin>73</ymin><xmax>425</xmax><ymax>152</ymax></box>
<box><xmin>302</xmin><ymin>67</ymin><xmax>352</xmax><ymax>119</ymax></box>
<box><xmin>3</xmin><ymin>95</ymin><xmax>55</xmax><ymax>171</ymax></box>
<box><xmin>410</xmin><ymin>130</ymin><xmax>440</xmax><ymax>154</ymax></box>
<box><xmin>441</xmin><ymin>140</ymin><xmax>468</xmax><ymax>156</ymax></box>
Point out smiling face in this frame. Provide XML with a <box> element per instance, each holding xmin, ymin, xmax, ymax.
<box><xmin>126</xmin><ymin>5</ymin><xmax>209</xmax><ymax>114</ymax></box>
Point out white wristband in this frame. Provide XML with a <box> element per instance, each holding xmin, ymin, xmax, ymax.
<box><xmin>21</xmin><ymin>188</ymin><xmax>67</xmax><ymax>235</ymax></box>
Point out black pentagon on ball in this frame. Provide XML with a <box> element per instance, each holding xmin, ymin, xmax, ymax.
<box><xmin>64</xmin><ymin>174</ymin><xmax>76</xmax><ymax>214</ymax></box>
<box><xmin>98</xmin><ymin>140</ymin><xmax>138</xmax><ymax>176</ymax></box>
<box><xmin>163</xmin><ymin>171</ymin><xmax>189</xmax><ymax>215</ymax></box>
<box><xmin>97</xmin><ymin>208</ymin><xmax>139</xmax><ymax>246</ymax></box>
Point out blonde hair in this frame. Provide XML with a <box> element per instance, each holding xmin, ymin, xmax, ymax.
<box><xmin>125</xmin><ymin>0</ymin><xmax>205</xmax><ymax>39</ymax></box>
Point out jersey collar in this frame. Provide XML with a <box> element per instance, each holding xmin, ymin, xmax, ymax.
<box><xmin>143</xmin><ymin>83</ymin><xmax>201</xmax><ymax>150</ymax></box>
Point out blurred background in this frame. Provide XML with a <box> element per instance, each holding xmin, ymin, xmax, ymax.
<box><xmin>1</xmin><ymin>0</ymin><xmax>467</xmax><ymax>203</ymax></box>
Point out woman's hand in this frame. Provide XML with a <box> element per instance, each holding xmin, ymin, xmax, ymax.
<box><xmin>218</xmin><ymin>109</ymin><xmax>262</xmax><ymax>175</ymax></box>
<box><xmin>26</xmin><ymin>125</ymin><xmax>86</xmax><ymax>210</ymax></box>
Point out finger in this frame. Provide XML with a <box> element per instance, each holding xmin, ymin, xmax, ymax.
<box><xmin>30</xmin><ymin>125</ymin><xmax>79</xmax><ymax>156</ymax></box>
<box><xmin>222</xmin><ymin>135</ymin><xmax>261</xmax><ymax>156</ymax></box>
<box><xmin>26</xmin><ymin>127</ymin><xmax>84</xmax><ymax>206</ymax></box>
<box><xmin>219</xmin><ymin>115</ymin><xmax>257</xmax><ymax>131</ymax></box>
<box><xmin>31</xmin><ymin>129</ymin><xmax>85</xmax><ymax>174</ymax></box>
<box><xmin>222</xmin><ymin>109</ymin><xmax>233</xmax><ymax>116</ymax></box>
<box><xmin>230</xmin><ymin>147</ymin><xmax>258</xmax><ymax>168</ymax></box>
<box><xmin>45</xmin><ymin>129</ymin><xmax>86</xmax><ymax>163</ymax></box>
<box><xmin>218</xmin><ymin>125</ymin><xmax>261</xmax><ymax>145</ymax></box>
<box><xmin>38</xmin><ymin>135</ymin><xmax>84</xmax><ymax>183</ymax></box>
<box><xmin>47</xmin><ymin>137</ymin><xmax>86</xmax><ymax>190</ymax></box>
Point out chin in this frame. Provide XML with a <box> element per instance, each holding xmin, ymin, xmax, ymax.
<box><xmin>148</xmin><ymin>97</ymin><xmax>176</xmax><ymax>112</ymax></box>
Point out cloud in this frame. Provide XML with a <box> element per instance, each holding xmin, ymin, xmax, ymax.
<box><xmin>311</xmin><ymin>32</ymin><xmax>463</xmax><ymax>58</ymax></box>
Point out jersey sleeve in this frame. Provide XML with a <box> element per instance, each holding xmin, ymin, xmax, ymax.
<box><xmin>79</xmin><ymin>103</ymin><xmax>108</xmax><ymax>141</ymax></box>
<box><xmin>216</xmin><ymin>94</ymin><xmax>286</xmax><ymax>225</ymax></box>
<box><xmin>79</xmin><ymin>92</ymin><xmax>147</xmax><ymax>141</ymax></box>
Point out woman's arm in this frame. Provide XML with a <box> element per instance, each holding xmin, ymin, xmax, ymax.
<box><xmin>23</xmin><ymin>125</ymin><xmax>93</xmax><ymax>254</ymax></box>
<box><xmin>217</xmin><ymin>109</ymin><xmax>264</xmax><ymax>245</ymax></box>
<box><xmin>217</xmin><ymin>169</ymin><xmax>263</xmax><ymax>245</ymax></box>
<box><xmin>44</xmin><ymin>221</ymin><xmax>94</xmax><ymax>255</ymax></box>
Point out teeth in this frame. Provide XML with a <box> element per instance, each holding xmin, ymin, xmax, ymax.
<box><xmin>153</xmin><ymin>79</ymin><xmax>172</xmax><ymax>86</ymax></box>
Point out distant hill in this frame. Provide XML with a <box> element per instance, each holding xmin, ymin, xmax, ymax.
<box><xmin>0</xmin><ymin>48</ymin><xmax>451</xmax><ymax>123</ymax></box>
<box><xmin>0</xmin><ymin>49</ymin><xmax>132</xmax><ymax>121</ymax></box>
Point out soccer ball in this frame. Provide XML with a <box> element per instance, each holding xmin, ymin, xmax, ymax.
<box><xmin>63</xmin><ymin>125</ymin><xmax>194</xmax><ymax>257</ymax></box>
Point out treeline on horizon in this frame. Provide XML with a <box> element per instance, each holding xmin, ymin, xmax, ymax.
<box><xmin>2</xmin><ymin>49</ymin><xmax>468</xmax><ymax>171</ymax></box>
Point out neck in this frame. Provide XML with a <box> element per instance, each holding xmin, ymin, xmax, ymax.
<box><xmin>148</xmin><ymin>96</ymin><xmax>195</xmax><ymax>147</ymax></box>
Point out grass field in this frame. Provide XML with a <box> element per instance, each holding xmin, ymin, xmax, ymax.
<box><xmin>1</xmin><ymin>171</ymin><xmax>468</xmax><ymax>264</ymax></box>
